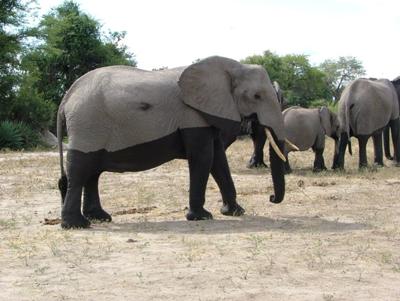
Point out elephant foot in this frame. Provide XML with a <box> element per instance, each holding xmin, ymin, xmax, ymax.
<box><xmin>385</xmin><ymin>155</ymin><xmax>394</xmax><ymax>160</ymax></box>
<box><xmin>373</xmin><ymin>162</ymin><xmax>384</xmax><ymax>168</ymax></box>
<box><xmin>284</xmin><ymin>167</ymin><xmax>292</xmax><ymax>174</ymax></box>
<box><xmin>247</xmin><ymin>161</ymin><xmax>268</xmax><ymax>169</ymax></box>
<box><xmin>61</xmin><ymin>213</ymin><xmax>91</xmax><ymax>229</ymax></box>
<box><xmin>186</xmin><ymin>208</ymin><xmax>213</xmax><ymax>221</ymax></box>
<box><xmin>313</xmin><ymin>166</ymin><xmax>327</xmax><ymax>173</ymax></box>
<box><xmin>83</xmin><ymin>208</ymin><xmax>112</xmax><ymax>222</ymax></box>
<box><xmin>220</xmin><ymin>202</ymin><xmax>245</xmax><ymax>216</ymax></box>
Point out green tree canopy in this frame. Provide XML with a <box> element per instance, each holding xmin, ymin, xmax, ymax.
<box><xmin>319</xmin><ymin>56</ymin><xmax>365</xmax><ymax>101</ymax></box>
<box><xmin>23</xmin><ymin>1</ymin><xmax>136</xmax><ymax>110</ymax></box>
<box><xmin>0</xmin><ymin>0</ymin><xmax>32</xmax><ymax>120</ymax></box>
<box><xmin>242</xmin><ymin>51</ymin><xmax>330</xmax><ymax>107</ymax></box>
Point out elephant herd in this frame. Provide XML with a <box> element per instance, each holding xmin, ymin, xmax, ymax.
<box><xmin>246</xmin><ymin>77</ymin><xmax>400</xmax><ymax>173</ymax></box>
<box><xmin>56</xmin><ymin>56</ymin><xmax>400</xmax><ymax>229</ymax></box>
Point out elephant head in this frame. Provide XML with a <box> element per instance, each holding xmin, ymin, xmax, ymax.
<box><xmin>179</xmin><ymin>56</ymin><xmax>286</xmax><ymax>203</ymax></box>
<box><xmin>392</xmin><ymin>76</ymin><xmax>400</xmax><ymax>99</ymax></box>
<box><xmin>273</xmin><ymin>81</ymin><xmax>288</xmax><ymax>111</ymax></box>
<box><xmin>320</xmin><ymin>106</ymin><xmax>340</xmax><ymax>159</ymax></box>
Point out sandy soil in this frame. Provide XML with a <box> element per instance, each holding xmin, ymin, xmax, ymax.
<box><xmin>1</xmin><ymin>138</ymin><xmax>400</xmax><ymax>300</ymax></box>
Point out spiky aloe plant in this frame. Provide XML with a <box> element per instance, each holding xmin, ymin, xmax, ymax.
<box><xmin>0</xmin><ymin>121</ymin><xmax>40</xmax><ymax>150</ymax></box>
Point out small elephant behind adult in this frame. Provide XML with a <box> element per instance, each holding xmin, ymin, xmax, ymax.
<box><xmin>383</xmin><ymin>76</ymin><xmax>400</xmax><ymax>162</ymax></box>
<box><xmin>283</xmin><ymin>106</ymin><xmax>340</xmax><ymax>173</ymax></box>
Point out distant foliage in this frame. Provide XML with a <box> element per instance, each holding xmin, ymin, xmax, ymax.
<box><xmin>242</xmin><ymin>51</ymin><xmax>331</xmax><ymax>107</ymax></box>
<box><xmin>23</xmin><ymin>1</ymin><xmax>137</xmax><ymax>110</ymax></box>
<box><xmin>0</xmin><ymin>0</ymin><xmax>137</xmax><ymax>149</ymax></box>
<box><xmin>319</xmin><ymin>56</ymin><xmax>366</xmax><ymax>101</ymax></box>
<box><xmin>0</xmin><ymin>121</ymin><xmax>40</xmax><ymax>150</ymax></box>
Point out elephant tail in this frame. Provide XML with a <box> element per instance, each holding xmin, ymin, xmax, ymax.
<box><xmin>57</xmin><ymin>106</ymin><xmax>67</xmax><ymax>202</ymax></box>
<box><xmin>348</xmin><ymin>139</ymin><xmax>352</xmax><ymax>155</ymax></box>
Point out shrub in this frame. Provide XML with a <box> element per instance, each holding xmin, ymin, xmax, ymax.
<box><xmin>0</xmin><ymin>121</ymin><xmax>40</xmax><ymax>150</ymax></box>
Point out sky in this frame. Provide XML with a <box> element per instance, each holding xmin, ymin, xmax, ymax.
<box><xmin>36</xmin><ymin>0</ymin><xmax>400</xmax><ymax>79</ymax></box>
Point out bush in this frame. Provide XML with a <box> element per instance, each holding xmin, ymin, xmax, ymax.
<box><xmin>0</xmin><ymin>121</ymin><xmax>40</xmax><ymax>150</ymax></box>
<box><xmin>308</xmin><ymin>99</ymin><xmax>338</xmax><ymax>113</ymax></box>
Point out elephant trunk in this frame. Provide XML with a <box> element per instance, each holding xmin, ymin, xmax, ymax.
<box><xmin>268</xmin><ymin>131</ymin><xmax>285</xmax><ymax>204</ymax></box>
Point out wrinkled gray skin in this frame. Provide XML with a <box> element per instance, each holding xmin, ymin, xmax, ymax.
<box><xmin>334</xmin><ymin>78</ymin><xmax>400</xmax><ymax>169</ymax></box>
<box><xmin>283</xmin><ymin>106</ymin><xmax>340</xmax><ymax>173</ymax></box>
<box><xmin>57</xmin><ymin>56</ymin><xmax>287</xmax><ymax>229</ymax></box>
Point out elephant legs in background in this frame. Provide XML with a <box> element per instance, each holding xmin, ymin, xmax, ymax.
<box><xmin>83</xmin><ymin>173</ymin><xmax>112</xmax><ymax>222</ymax></box>
<box><xmin>384</xmin><ymin>126</ymin><xmax>393</xmax><ymax>160</ymax></box>
<box><xmin>384</xmin><ymin>119</ymin><xmax>400</xmax><ymax>165</ymax></box>
<box><xmin>313</xmin><ymin>148</ymin><xmax>327</xmax><ymax>172</ymax></box>
<box><xmin>211</xmin><ymin>137</ymin><xmax>245</xmax><ymax>216</ymax></box>
<box><xmin>333</xmin><ymin>132</ymin><xmax>349</xmax><ymax>170</ymax></box>
<box><xmin>248</xmin><ymin>123</ymin><xmax>268</xmax><ymax>168</ymax></box>
<box><xmin>284</xmin><ymin>154</ymin><xmax>292</xmax><ymax>174</ymax></box>
<box><xmin>357</xmin><ymin>135</ymin><xmax>369</xmax><ymax>169</ymax></box>
<box><xmin>372</xmin><ymin>132</ymin><xmax>384</xmax><ymax>166</ymax></box>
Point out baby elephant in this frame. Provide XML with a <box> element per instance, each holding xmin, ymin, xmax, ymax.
<box><xmin>283</xmin><ymin>106</ymin><xmax>340</xmax><ymax>173</ymax></box>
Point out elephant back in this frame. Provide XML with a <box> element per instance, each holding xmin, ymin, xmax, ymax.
<box><xmin>62</xmin><ymin>66</ymin><xmax>208</xmax><ymax>153</ymax></box>
<box><xmin>339</xmin><ymin>78</ymin><xmax>398</xmax><ymax>136</ymax></box>
<box><xmin>283</xmin><ymin>107</ymin><xmax>321</xmax><ymax>151</ymax></box>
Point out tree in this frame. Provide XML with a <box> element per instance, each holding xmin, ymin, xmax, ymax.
<box><xmin>319</xmin><ymin>56</ymin><xmax>365</xmax><ymax>101</ymax></box>
<box><xmin>22</xmin><ymin>1</ymin><xmax>136</xmax><ymax>110</ymax></box>
<box><xmin>242</xmin><ymin>51</ymin><xmax>330</xmax><ymax>107</ymax></box>
<box><xmin>0</xmin><ymin>0</ymin><xmax>32</xmax><ymax>121</ymax></box>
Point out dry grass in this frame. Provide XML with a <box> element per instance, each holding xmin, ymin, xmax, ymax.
<box><xmin>1</xmin><ymin>137</ymin><xmax>400</xmax><ymax>300</ymax></box>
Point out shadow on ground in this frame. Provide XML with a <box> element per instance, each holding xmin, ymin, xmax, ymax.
<box><xmin>91</xmin><ymin>214</ymin><xmax>370</xmax><ymax>235</ymax></box>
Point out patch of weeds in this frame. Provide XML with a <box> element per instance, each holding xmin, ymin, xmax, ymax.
<box><xmin>247</xmin><ymin>234</ymin><xmax>266</xmax><ymax>257</ymax></box>
<box><xmin>0</xmin><ymin>217</ymin><xmax>17</xmax><ymax>230</ymax></box>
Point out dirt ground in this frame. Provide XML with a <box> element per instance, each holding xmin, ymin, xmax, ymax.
<box><xmin>1</xmin><ymin>138</ymin><xmax>400</xmax><ymax>301</ymax></box>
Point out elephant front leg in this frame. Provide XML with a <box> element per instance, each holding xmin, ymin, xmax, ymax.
<box><xmin>372</xmin><ymin>132</ymin><xmax>384</xmax><ymax>166</ymax></box>
<box><xmin>248</xmin><ymin>123</ymin><xmax>268</xmax><ymax>168</ymax></box>
<box><xmin>83</xmin><ymin>173</ymin><xmax>112</xmax><ymax>222</ymax></box>
<box><xmin>211</xmin><ymin>137</ymin><xmax>245</xmax><ymax>217</ymax></box>
<box><xmin>182</xmin><ymin>128</ymin><xmax>214</xmax><ymax>221</ymax></box>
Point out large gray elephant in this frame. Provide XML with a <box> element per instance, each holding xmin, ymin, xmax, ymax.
<box><xmin>57</xmin><ymin>56</ymin><xmax>287</xmax><ymax>229</ymax></box>
<box><xmin>333</xmin><ymin>78</ymin><xmax>400</xmax><ymax>169</ymax></box>
<box><xmin>282</xmin><ymin>106</ymin><xmax>340</xmax><ymax>173</ymax></box>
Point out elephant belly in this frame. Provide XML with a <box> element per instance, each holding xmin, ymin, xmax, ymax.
<box><xmin>102</xmin><ymin>131</ymin><xmax>185</xmax><ymax>172</ymax></box>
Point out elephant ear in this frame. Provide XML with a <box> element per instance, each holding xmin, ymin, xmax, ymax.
<box><xmin>319</xmin><ymin>106</ymin><xmax>331</xmax><ymax>135</ymax></box>
<box><xmin>178</xmin><ymin>56</ymin><xmax>241</xmax><ymax>133</ymax></box>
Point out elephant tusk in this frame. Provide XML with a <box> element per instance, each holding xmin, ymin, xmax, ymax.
<box><xmin>285</xmin><ymin>138</ymin><xmax>299</xmax><ymax>151</ymax></box>
<box><xmin>265</xmin><ymin>129</ymin><xmax>286</xmax><ymax>162</ymax></box>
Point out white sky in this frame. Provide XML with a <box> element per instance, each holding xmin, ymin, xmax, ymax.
<box><xmin>36</xmin><ymin>0</ymin><xmax>400</xmax><ymax>79</ymax></box>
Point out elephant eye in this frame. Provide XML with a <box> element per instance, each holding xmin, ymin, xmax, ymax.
<box><xmin>254</xmin><ymin>93</ymin><xmax>261</xmax><ymax>100</ymax></box>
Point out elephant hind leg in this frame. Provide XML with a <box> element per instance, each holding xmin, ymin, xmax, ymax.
<box><xmin>61</xmin><ymin>150</ymin><xmax>102</xmax><ymax>229</ymax></box>
<box><xmin>372</xmin><ymin>132</ymin><xmax>384</xmax><ymax>166</ymax></box>
<box><xmin>83</xmin><ymin>172</ymin><xmax>111</xmax><ymax>222</ymax></box>
<box><xmin>313</xmin><ymin>148</ymin><xmax>327</xmax><ymax>172</ymax></box>
<box><xmin>358</xmin><ymin>135</ymin><xmax>369</xmax><ymax>169</ymax></box>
